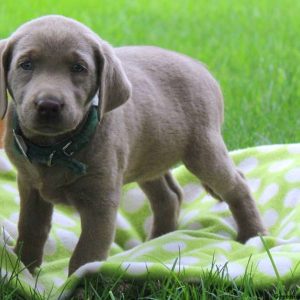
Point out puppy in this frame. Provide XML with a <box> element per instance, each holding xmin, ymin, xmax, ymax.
<box><xmin>0</xmin><ymin>15</ymin><xmax>266</xmax><ymax>275</ymax></box>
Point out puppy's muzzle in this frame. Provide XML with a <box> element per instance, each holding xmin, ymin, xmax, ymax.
<box><xmin>34</xmin><ymin>97</ymin><xmax>64</xmax><ymax>121</ymax></box>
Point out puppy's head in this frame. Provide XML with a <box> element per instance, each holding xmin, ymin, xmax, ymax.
<box><xmin>0</xmin><ymin>15</ymin><xmax>131</xmax><ymax>136</ymax></box>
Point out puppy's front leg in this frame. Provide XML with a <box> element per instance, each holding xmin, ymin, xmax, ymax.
<box><xmin>68</xmin><ymin>179</ymin><xmax>121</xmax><ymax>275</ymax></box>
<box><xmin>15</xmin><ymin>176</ymin><xmax>53</xmax><ymax>273</ymax></box>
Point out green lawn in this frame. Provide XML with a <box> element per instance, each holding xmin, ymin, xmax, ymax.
<box><xmin>1</xmin><ymin>0</ymin><xmax>300</xmax><ymax>150</ymax></box>
<box><xmin>1</xmin><ymin>0</ymin><xmax>300</xmax><ymax>299</ymax></box>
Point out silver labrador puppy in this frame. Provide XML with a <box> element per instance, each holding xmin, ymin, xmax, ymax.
<box><xmin>0</xmin><ymin>15</ymin><xmax>266</xmax><ymax>275</ymax></box>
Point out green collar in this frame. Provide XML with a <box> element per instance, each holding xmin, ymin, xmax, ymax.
<box><xmin>13</xmin><ymin>106</ymin><xmax>99</xmax><ymax>175</ymax></box>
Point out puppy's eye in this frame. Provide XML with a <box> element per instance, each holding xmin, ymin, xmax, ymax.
<box><xmin>19</xmin><ymin>60</ymin><xmax>33</xmax><ymax>71</ymax></box>
<box><xmin>71</xmin><ymin>63</ymin><xmax>86</xmax><ymax>73</ymax></box>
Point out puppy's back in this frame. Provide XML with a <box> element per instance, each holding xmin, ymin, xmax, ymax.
<box><xmin>116</xmin><ymin>46</ymin><xmax>224</xmax><ymax>130</ymax></box>
<box><xmin>114</xmin><ymin>46</ymin><xmax>224</xmax><ymax>182</ymax></box>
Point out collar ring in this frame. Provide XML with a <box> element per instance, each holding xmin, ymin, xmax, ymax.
<box><xmin>62</xmin><ymin>141</ymin><xmax>74</xmax><ymax>156</ymax></box>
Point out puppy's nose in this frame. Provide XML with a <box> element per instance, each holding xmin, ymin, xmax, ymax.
<box><xmin>35</xmin><ymin>98</ymin><xmax>64</xmax><ymax>119</ymax></box>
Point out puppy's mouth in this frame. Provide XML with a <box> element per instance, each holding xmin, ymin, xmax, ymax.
<box><xmin>16</xmin><ymin>106</ymin><xmax>92</xmax><ymax>145</ymax></box>
<box><xmin>19</xmin><ymin>116</ymin><xmax>79</xmax><ymax>138</ymax></box>
<box><xmin>17</xmin><ymin>110</ymin><xmax>91</xmax><ymax>145</ymax></box>
<box><xmin>24</xmin><ymin>123</ymin><xmax>77</xmax><ymax>137</ymax></box>
<box><xmin>29</xmin><ymin>125</ymin><xmax>72</xmax><ymax>136</ymax></box>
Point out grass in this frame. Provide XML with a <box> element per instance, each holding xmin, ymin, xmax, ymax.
<box><xmin>1</xmin><ymin>0</ymin><xmax>300</xmax><ymax>298</ymax></box>
<box><xmin>1</xmin><ymin>0</ymin><xmax>300</xmax><ymax>149</ymax></box>
<box><xmin>2</xmin><ymin>257</ymin><xmax>300</xmax><ymax>300</ymax></box>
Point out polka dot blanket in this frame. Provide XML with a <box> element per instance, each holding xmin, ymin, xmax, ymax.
<box><xmin>1</xmin><ymin>144</ymin><xmax>300</xmax><ymax>299</ymax></box>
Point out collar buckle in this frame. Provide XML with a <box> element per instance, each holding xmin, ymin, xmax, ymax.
<box><xmin>62</xmin><ymin>141</ymin><xmax>74</xmax><ymax>157</ymax></box>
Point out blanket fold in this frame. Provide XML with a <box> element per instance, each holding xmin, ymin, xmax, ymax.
<box><xmin>1</xmin><ymin>144</ymin><xmax>300</xmax><ymax>299</ymax></box>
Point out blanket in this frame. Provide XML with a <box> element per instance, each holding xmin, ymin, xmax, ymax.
<box><xmin>1</xmin><ymin>144</ymin><xmax>300</xmax><ymax>299</ymax></box>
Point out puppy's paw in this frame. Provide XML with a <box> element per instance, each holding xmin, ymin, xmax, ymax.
<box><xmin>237</xmin><ymin>229</ymin><xmax>268</xmax><ymax>244</ymax></box>
<box><xmin>116</xmin><ymin>281</ymin><xmax>132</xmax><ymax>294</ymax></box>
<box><xmin>14</xmin><ymin>248</ymin><xmax>40</xmax><ymax>275</ymax></box>
<box><xmin>71</xmin><ymin>286</ymin><xmax>85</xmax><ymax>300</ymax></box>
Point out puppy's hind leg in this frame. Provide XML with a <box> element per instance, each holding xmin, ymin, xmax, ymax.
<box><xmin>183</xmin><ymin>130</ymin><xmax>267</xmax><ymax>243</ymax></box>
<box><xmin>138</xmin><ymin>171</ymin><xmax>183</xmax><ymax>239</ymax></box>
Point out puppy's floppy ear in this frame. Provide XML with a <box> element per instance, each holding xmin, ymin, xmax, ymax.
<box><xmin>0</xmin><ymin>39</ymin><xmax>8</xmax><ymax>119</ymax></box>
<box><xmin>96</xmin><ymin>41</ymin><xmax>132</xmax><ymax>120</ymax></box>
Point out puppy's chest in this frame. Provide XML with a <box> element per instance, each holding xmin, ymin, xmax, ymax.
<box><xmin>29</xmin><ymin>164</ymin><xmax>77</xmax><ymax>204</ymax></box>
